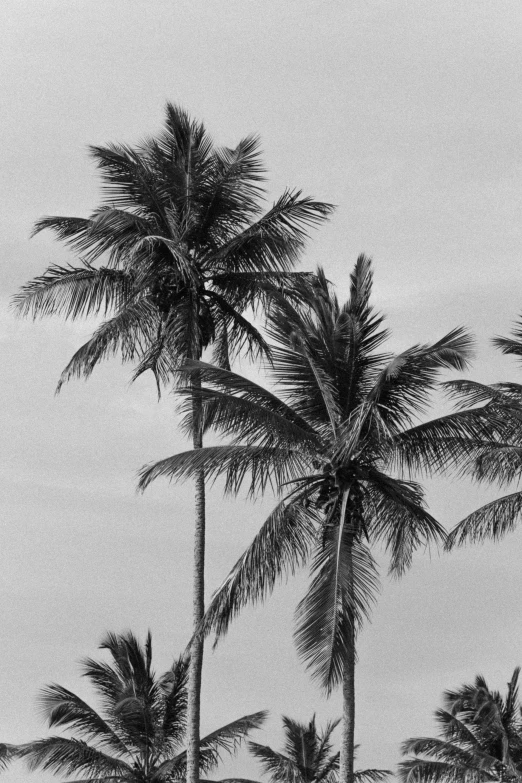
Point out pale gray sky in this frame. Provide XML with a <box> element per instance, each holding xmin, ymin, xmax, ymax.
<box><xmin>1</xmin><ymin>0</ymin><xmax>522</xmax><ymax>779</ymax></box>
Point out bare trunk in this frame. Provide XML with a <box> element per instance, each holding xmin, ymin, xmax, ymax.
<box><xmin>186</xmin><ymin>381</ymin><xmax>205</xmax><ymax>783</ymax></box>
<box><xmin>340</xmin><ymin>537</ymin><xmax>355</xmax><ymax>783</ymax></box>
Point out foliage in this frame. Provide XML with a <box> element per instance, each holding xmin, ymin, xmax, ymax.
<box><xmin>16</xmin><ymin>631</ymin><xmax>266</xmax><ymax>783</ymax></box>
<box><xmin>399</xmin><ymin>668</ymin><xmax>522</xmax><ymax>783</ymax></box>
<box><xmin>139</xmin><ymin>256</ymin><xmax>488</xmax><ymax>691</ymax></box>
<box><xmin>13</xmin><ymin>104</ymin><xmax>333</xmax><ymax>388</ymax></box>
<box><xmin>248</xmin><ymin>714</ymin><xmax>390</xmax><ymax>783</ymax></box>
<box><xmin>442</xmin><ymin>325</ymin><xmax>522</xmax><ymax>550</ymax></box>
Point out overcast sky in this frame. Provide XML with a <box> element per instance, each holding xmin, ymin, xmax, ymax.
<box><xmin>1</xmin><ymin>0</ymin><xmax>522</xmax><ymax>779</ymax></box>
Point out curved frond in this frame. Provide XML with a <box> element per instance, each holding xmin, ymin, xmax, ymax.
<box><xmin>446</xmin><ymin>491</ymin><xmax>522</xmax><ymax>549</ymax></box>
<box><xmin>56</xmin><ymin>300</ymin><xmax>158</xmax><ymax>391</ymax></box>
<box><xmin>248</xmin><ymin>742</ymin><xmax>301</xmax><ymax>783</ymax></box>
<box><xmin>354</xmin><ymin>770</ymin><xmax>391</xmax><ymax>783</ymax></box>
<box><xmin>139</xmin><ymin>445</ymin><xmax>308</xmax><ymax>498</ymax></box>
<box><xmin>363</xmin><ymin>471</ymin><xmax>446</xmax><ymax>576</ymax></box>
<box><xmin>196</xmin><ymin>497</ymin><xmax>318</xmax><ymax>645</ymax></box>
<box><xmin>37</xmin><ymin>684</ymin><xmax>129</xmax><ymax>755</ymax></box>
<box><xmin>368</xmin><ymin>328</ymin><xmax>474</xmax><ymax>432</ymax></box>
<box><xmin>19</xmin><ymin>737</ymin><xmax>133</xmax><ymax>778</ymax></box>
<box><xmin>159</xmin><ymin>712</ymin><xmax>267</xmax><ymax>778</ymax></box>
<box><xmin>12</xmin><ymin>265</ymin><xmax>129</xmax><ymax>321</ymax></box>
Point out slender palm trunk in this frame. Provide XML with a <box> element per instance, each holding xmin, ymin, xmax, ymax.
<box><xmin>340</xmin><ymin>536</ymin><xmax>356</xmax><ymax>783</ymax></box>
<box><xmin>186</xmin><ymin>376</ymin><xmax>205</xmax><ymax>783</ymax></box>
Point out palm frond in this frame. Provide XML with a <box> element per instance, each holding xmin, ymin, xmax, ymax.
<box><xmin>56</xmin><ymin>300</ymin><xmax>158</xmax><ymax>391</ymax></box>
<box><xmin>161</xmin><ymin>712</ymin><xmax>267</xmax><ymax>778</ymax></box>
<box><xmin>12</xmin><ymin>265</ymin><xmax>129</xmax><ymax>320</ymax></box>
<box><xmin>397</xmin><ymin>758</ymin><xmax>494</xmax><ymax>783</ymax></box>
<box><xmin>446</xmin><ymin>491</ymin><xmax>522</xmax><ymax>549</ymax></box>
<box><xmin>195</xmin><ymin>497</ymin><xmax>318</xmax><ymax>645</ymax></box>
<box><xmin>139</xmin><ymin>444</ymin><xmax>308</xmax><ymax>498</ymax></box>
<box><xmin>294</xmin><ymin>526</ymin><xmax>380</xmax><ymax>691</ymax></box>
<box><xmin>37</xmin><ymin>684</ymin><xmax>129</xmax><ymax>755</ymax></box>
<box><xmin>353</xmin><ymin>769</ymin><xmax>391</xmax><ymax>783</ymax></box>
<box><xmin>247</xmin><ymin>742</ymin><xmax>301</xmax><ymax>783</ymax></box>
<box><xmin>207</xmin><ymin>191</ymin><xmax>334</xmax><ymax>275</ymax></box>
<box><xmin>367</xmin><ymin>327</ymin><xmax>474</xmax><ymax>432</ymax></box>
<box><xmin>19</xmin><ymin>737</ymin><xmax>133</xmax><ymax>778</ymax></box>
<box><xmin>363</xmin><ymin>471</ymin><xmax>446</xmax><ymax>576</ymax></box>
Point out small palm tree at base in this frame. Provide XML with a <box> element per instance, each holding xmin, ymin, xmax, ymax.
<box><xmin>399</xmin><ymin>668</ymin><xmax>522</xmax><ymax>783</ymax></box>
<box><xmin>248</xmin><ymin>715</ymin><xmax>390</xmax><ymax>783</ymax></box>
<box><xmin>16</xmin><ymin>631</ymin><xmax>266</xmax><ymax>783</ymax></box>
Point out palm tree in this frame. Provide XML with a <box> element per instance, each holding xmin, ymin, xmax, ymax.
<box><xmin>247</xmin><ymin>714</ymin><xmax>389</xmax><ymax>783</ymax></box>
<box><xmin>399</xmin><ymin>668</ymin><xmax>522</xmax><ymax>783</ymax></box>
<box><xmin>139</xmin><ymin>256</ymin><xmax>489</xmax><ymax>783</ymax></box>
<box><xmin>12</xmin><ymin>104</ymin><xmax>333</xmax><ymax>783</ymax></box>
<box><xmin>16</xmin><ymin>630</ymin><xmax>266</xmax><ymax>783</ymax></box>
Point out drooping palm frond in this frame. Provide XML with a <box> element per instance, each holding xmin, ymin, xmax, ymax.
<box><xmin>194</xmin><ymin>497</ymin><xmax>318</xmax><ymax>646</ymax></box>
<box><xmin>139</xmin><ymin>444</ymin><xmax>309</xmax><ymax>498</ymax></box>
<box><xmin>19</xmin><ymin>737</ymin><xmax>133</xmax><ymax>778</ymax></box>
<box><xmin>363</xmin><ymin>471</ymin><xmax>446</xmax><ymax>576</ymax></box>
<box><xmin>12</xmin><ymin>265</ymin><xmax>130</xmax><ymax>321</ymax></box>
<box><xmin>294</xmin><ymin>528</ymin><xmax>380</xmax><ymax>690</ymax></box>
<box><xmin>446</xmin><ymin>491</ymin><xmax>522</xmax><ymax>549</ymax></box>
<box><xmin>158</xmin><ymin>712</ymin><xmax>267</xmax><ymax>779</ymax></box>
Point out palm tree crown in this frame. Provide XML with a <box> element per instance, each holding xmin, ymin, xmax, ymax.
<box><xmin>13</xmin><ymin>103</ymin><xmax>333</xmax><ymax>386</ymax></box>
<box><xmin>399</xmin><ymin>668</ymin><xmax>522</xmax><ymax>783</ymax></box>
<box><xmin>17</xmin><ymin>631</ymin><xmax>266</xmax><ymax>783</ymax></box>
<box><xmin>248</xmin><ymin>715</ymin><xmax>389</xmax><ymax>783</ymax></box>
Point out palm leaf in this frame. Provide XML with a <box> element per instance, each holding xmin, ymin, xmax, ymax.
<box><xmin>19</xmin><ymin>737</ymin><xmax>133</xmax><ymax>778</ymax></box>
<box><xmin>294</xmin><ymin>524</ymin><xmax>380</xmax><ymax>690</ymax></box>
<box><xmin>195</xmin><ymin>496</ymin><xmax>318</xmax><ymax>645</ymax></box>
<box><xmin>446</xmin><ymin>491</ymin><xmax>522</xmax><ymax>549</ymax></box>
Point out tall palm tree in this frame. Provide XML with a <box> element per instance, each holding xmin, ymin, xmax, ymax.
<box><xmin>15</xmin><ymin>631</ymin><xmax>266</xmax><ymax>783</ymax></box>
<box><xmin>399</xmin><ymin>668</ymin><xmax>522</xmax><ymax>783</ymax></box>
<box><xmin>12</xmin><ymin>104</ymin><xmax>333</xmax><ymax>783</ymax></box>
<box><xmin>139</xmin><ymin>256</ymin><xmax>488</xmax><ymax>783</ymax></box>
<box><xmin>248</xmin><ymin>714</ymin><xmax>389</xmax><ymax>783</ymax></box>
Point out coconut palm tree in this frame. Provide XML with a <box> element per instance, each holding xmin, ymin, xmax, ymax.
<box><xmin>139</xmin><ymin>256</ymin><xmax>492</xmax><ymax>783</ymax></box>
<box><xmin>248</xmin><ymin>714</ymin><xmax>389</xmax><ymax>783</ymax></box>
<box><xmin>12</xmin><ymin>104</ymin><xmax>333</xmax><ymax>783</ymax></box>
<box><xmin>399</xmin><ymin>668</ymin><xmax>522</xmax><ymax>783</ymax></box>
<box><xmin>16</xmin><ymin>630</ymin><xmax>266</xmax><ymax>783</ymax></box>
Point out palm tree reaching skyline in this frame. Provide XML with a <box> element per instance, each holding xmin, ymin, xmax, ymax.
<box><xmin>12</xmin><ymin>103</ymin><xmax>333</xmax><ymax>783</ymax></box>
<box><xmin>139</xmin><ymin>256</ymin><xmax>494</xmax><ymax>783</ymax></box>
